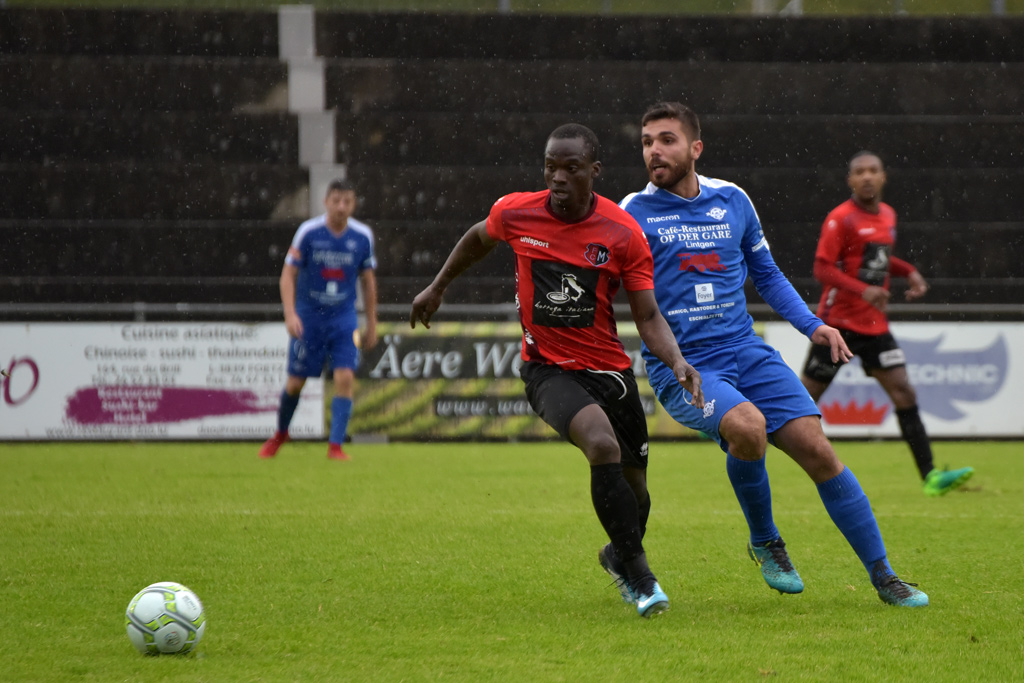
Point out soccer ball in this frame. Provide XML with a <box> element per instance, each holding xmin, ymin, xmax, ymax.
<box><xmin>124</xmin><ymin>582</ymin><xmax>206</xmax><ymax>655</ymax></box>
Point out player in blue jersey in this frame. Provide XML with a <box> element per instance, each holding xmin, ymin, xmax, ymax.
<box><xmin>619</xmin><ymin>102</ymin><xmax>928</xmax><ymax>607</ymax></box>
<box><xmin>259</xmin><ymin>178</ymin><xmax>378</xmax><ymax>461</ymax></box>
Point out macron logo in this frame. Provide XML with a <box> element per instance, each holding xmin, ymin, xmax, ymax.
<box><xmin>521</xmin><ymin>237</ymin><xmax>550</xmax><ymax>248</ymax></box>
<box><xmin>647</xmin><ymin>215</ymin><xmax>680</xmax><ymax>223</ymax></box>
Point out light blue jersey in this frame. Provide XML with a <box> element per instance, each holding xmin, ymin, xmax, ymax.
<box><xmin>286</xmin><ymin>214</ymin><xmax>376</xmax><ymax>326</ymax></box>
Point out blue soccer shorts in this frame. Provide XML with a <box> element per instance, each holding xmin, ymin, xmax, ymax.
<box><xmin>650</xmin><ymin>337</ymin><xmax>820</xmax><ymax>452</ymax></box>
<box><xmin>286</xmin><ymin>314</ymin><xmax>359</xmax><ymax>378</ymax></box>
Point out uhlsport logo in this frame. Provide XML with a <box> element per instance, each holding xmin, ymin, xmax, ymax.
<box><xmin>820</xmin><ymin>335</ymin><xmax>1008</xmax><ymax>424</ymax></box>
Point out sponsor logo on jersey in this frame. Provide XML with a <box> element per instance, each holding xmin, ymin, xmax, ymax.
<box><xmin>521</xmin><ymin>236</ymin><xmax>550</xmax><ymax>248</ymax></box>
<box><xmin>531</xmin><ymin>262</ymin><xmax>598</xmax><ymax>328</ymax></box>
<box><xmin>677</xmin><ymin>251</ymin><xmax>726</xmax><ymax>272</ymax></box>
<box><xmin>546</xmin><ymin>273</ymin><xmax>585</xmax><ymax>305</ymax></box>
<box><xmin>694</xmin><ymin>283</ymin><xmax>715</xmax><ymax>303</ymax></box>
<box><xmin>646</xmin><ymin>214</ymin><xmax>681</xmax><ymax>223</ymax></box>
<box><xmin>584</xmin><ymin>243</ymin><xmax>610</xmax><ymax>267</ymax></box>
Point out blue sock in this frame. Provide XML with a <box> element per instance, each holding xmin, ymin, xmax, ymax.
<box><xmin>816</xmin><ymin>467</ymin><xmax>893</xmax><ymax>585</ymax></box>
<box><xmin>726</xmin><ymin>454</ymin><xmax>779</xmax><ymax>546</ymax></box>
<box><xmin>329</xmin><ymin>397</ymin><xmax>353</xmax><ymax>446</ymax></box>
<box><xmin>277</xmin><ymin>390</ymin><xmax>300</xmax><ymax>434</ymax></box>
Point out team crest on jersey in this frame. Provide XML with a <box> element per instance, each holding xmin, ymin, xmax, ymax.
<box><xmin>706</xmin><ymin>207</ymin><xmax>727</xmax><ymax>220</ymax></box>
<box><xmin>584</xmin><ymin>243</ymin><xmax>610</xmax><ymax>267</ymax></box>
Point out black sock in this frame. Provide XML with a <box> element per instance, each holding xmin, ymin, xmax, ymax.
<box><xmin>636</xmin><ymin>488</ymin><xmax>651</xmax><ymax>541</ymax></box>
<box><xmin>590</xmin><ymin>462</ymin><xmax>645</xmax><ymax>567</ymax></box>
<box><xmin>896</xmin><ymin>405</ymin><xmax>934</xmax><ymax>479</ymax></box>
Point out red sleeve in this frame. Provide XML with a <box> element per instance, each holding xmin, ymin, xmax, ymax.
<box><xmin>813</xmin><ymin>210</ymin><xmax>868</xmax><ymax>296</ymax></box>
<box><xmin>485</xmin><ymin>195</ymin><xmax>512</xmax><ymax>242</ymax></box>
<box><xmin>889</xmin><ymin>256</ymin><xmax>916</xmax><ymax>278</ymax></box>
<box><xmin>814</xmin><ymin>258</ymin><xmax>869</xmax><ymax>296</ymax></box>
<box><xmin>621</xmin><ymin>227</ymin><xmax>655</xmax><ymax>292</ymax></box>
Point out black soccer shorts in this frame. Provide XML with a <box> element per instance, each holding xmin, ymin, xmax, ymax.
<box><xmin>520</xmin><ymin>361</ymin><xmax>649</xmax><ymax>469</ymax></box>
<box><xmin>803</xmin><ymin>329</ymin><xmax>906</xmax><ymax>384</ymax></box>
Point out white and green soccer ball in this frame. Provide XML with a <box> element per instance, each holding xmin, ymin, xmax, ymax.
<box><xmin>125</xmin><ymin>582</ymin><xmax>206</xmax><ymax>655</ymax></box>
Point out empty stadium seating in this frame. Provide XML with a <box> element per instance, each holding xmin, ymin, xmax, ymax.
<box><xmin>1</xmin><ymin>9</ymin><xmax>1021</xmax><ymax>320</ymax></box>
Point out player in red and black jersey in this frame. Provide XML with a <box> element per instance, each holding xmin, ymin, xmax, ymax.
<box><xmin>801</xmin><ymin>151</ymin><xmax>973</xmax><ymax>496</ymax></box>
<box><xmin>411</xmin><ymin>124</ymin><xmax>703</xmax><ymax>618</ymax></box>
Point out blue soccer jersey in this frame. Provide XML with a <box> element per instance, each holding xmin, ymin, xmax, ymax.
<box><xmin>620</xmin><ymin>176</ymin><xmax>822</xmax><ymax>358</ymax></box>
<box><xmin>620</xmin><ymin>177</ymin><xmax>825</xmax><ymax>442</ymax></box>
<box><xmin>286</xmin><ymin>215</ymin><xmax>376</xmax><ymax>325</ymax></box>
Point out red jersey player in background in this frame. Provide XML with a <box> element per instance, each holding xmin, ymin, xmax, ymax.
<box><xmin>800</xmin><ymin>151</ymin><xmax>973</xmax><ymax>496</ymax></box>
<box><xmin>411</xmin><ymin>124</ymin><xmax>703</xmax><ymax>618</ymax></box>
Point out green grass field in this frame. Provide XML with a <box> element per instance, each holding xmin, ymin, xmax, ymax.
<box><xmin>1</xmin><ymin>440</ymin><xmax>1021</xmax><ymax>682</ymax></box>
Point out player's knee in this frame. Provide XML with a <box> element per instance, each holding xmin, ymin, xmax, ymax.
<box><xmin>580</xmin><ymin>431</ymin><xmax>621</xmax><ymax>466</ymax></box>
<box><xmin>721</xmin><ymin>407</ymin><xmax>767</xmax><ymax>459</ymax></box>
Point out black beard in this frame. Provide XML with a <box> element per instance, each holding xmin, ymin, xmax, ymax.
<box><xmin>649</xmin><ymin>164</ymin><xmax>690</xmax><ymax>189</ymax></box>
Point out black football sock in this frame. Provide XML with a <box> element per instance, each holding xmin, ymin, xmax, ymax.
<box><xmin>896</xmin><ymin>405</ymin><xmax>934</xmax><ymax>479</ymax></box>
<box><xmin>590</xmin><ymin>462</ymin><xmax>645</xmax><ymax>564</ymax></box>
<box><xmin>636</xmin><ymin>488</ymin><xmax>651</xmax><ymax>541</ymax></box>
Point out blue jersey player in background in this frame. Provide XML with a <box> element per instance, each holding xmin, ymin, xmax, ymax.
<box><xmin>620</xmin><ymin>102</ymin><xmax>928</xmax><ymax>607</ymax></box>
<box><xmin>260</xmin><ymin>178</ymin><xmax>378</xmax><ymax>461</ymax></box>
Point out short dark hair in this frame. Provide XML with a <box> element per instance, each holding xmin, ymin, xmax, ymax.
<box><xmin>547</xmin><ymin>123</ymin><xmax>600</xmax><ymax>163</ymax></box>
<box><xmin>641</xmin><ymin>102</ymin><xmax>701</xmax><ymax>141</ymax></box>
<box><xmin>326</xmin><ymin>178</ymin><xmax>355</xmax><ymax>195</ymax></box>
<box><xmin>848</xmin><ymin>150</ymin><xmax>884</xmax><ymax>171</ymax></box>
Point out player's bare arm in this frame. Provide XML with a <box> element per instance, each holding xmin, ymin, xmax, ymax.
<box><xmin>626</xmin><ymin>288</ymin><xmax>704</xmax><ymax>408</ymax></box>
<box><xmin>279</xmin><ymin>263</ymin><xmax>303</xmax><ymax>339</ymax></box>
<box><xmin>359</xmin><ymin>268</ymin><xmax>379</xmax><ymax>350</ymax></box>
<box><xmin>411</xmin><ymin>220</ymin><xmax>497</xmax><ymax>329</ymax></box>
<box><xmin>860</xmin><ymin>284</ymin><xmax>890</xmax><ymax>311</ymax></box>
<box><xmin>904</xmin><ymin>270</ymin><xmax>929</xmax><ymax>301</ymax></box>
<box><xmin>810</xmin><ymin>323</ymin><xmax>853</xmax><ymax>364</ymax></box>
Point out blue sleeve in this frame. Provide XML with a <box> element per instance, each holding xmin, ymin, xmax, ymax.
<box><xmin>746</xmin><ymin>243</ymin><xmax>823</xmax><ymax>338</ymax></box>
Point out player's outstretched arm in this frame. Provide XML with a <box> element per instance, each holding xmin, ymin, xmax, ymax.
<box><xmin>627</xmin><ymin>289</ymin><xmax>704</xmax><ymax>408</ymax></box>
<box><xmin>810</xmin><ymin>323</ymin><xmax>854</xmax><ymax>364</ymax></box>
<box><xmin>410</xmin><ymin>220</ymin><xmax>496</xmax><ymax>329</ymax></box>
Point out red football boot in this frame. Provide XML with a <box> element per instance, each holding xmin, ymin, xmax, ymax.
<box><xmin>258</xmin><ymin>431</ymin><xmax>289</xmax><ymax>458</ymax></box>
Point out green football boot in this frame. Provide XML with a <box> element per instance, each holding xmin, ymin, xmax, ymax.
<box><xmin>923</xmin><ymin>466</ymin><xmax>974</xmax><ymax>496</ymax></box>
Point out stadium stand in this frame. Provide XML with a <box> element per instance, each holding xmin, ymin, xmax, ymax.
<box><xmin>0</xmin><ymin>9</ymin><xmax>304</xmax><ymax>317</ymax></box>
<box><xmin>1</xmin><ymin>10</ymin><xmax>1022</xmax><ymax>320</ymax></box>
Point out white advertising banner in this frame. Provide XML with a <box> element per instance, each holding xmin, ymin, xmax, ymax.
<box><xmin>0</xmin><ymin>323</ymin><xmax>323</xmax><ymax>440</ymax></box>
<box><xmin>764</xmin><ymin>321</ymin><xmax>1024</xmax><ymax>438</ymax></box>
